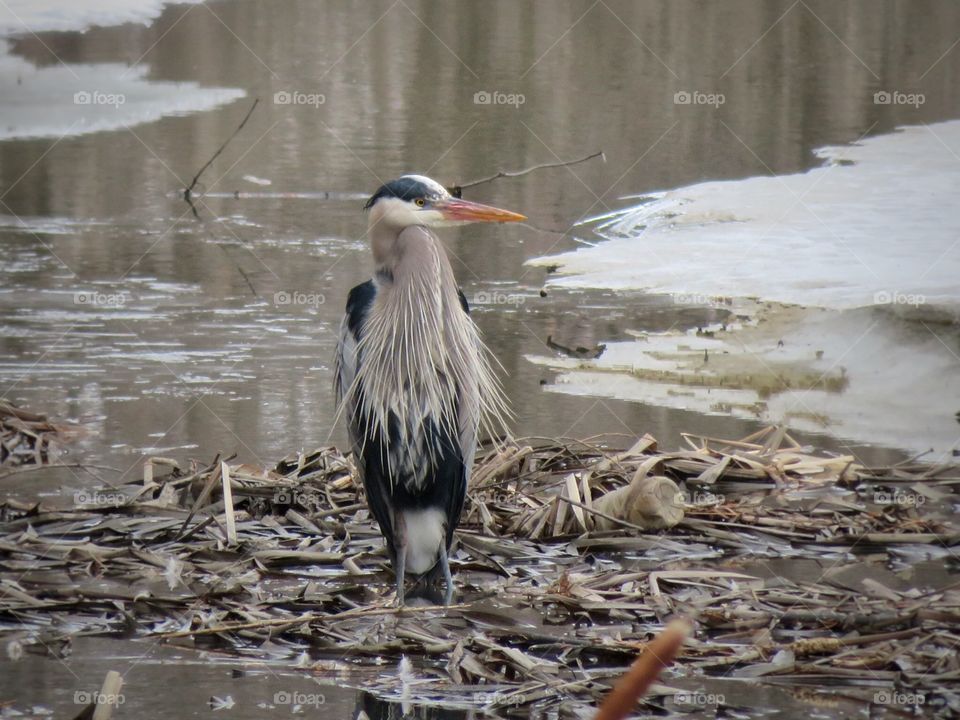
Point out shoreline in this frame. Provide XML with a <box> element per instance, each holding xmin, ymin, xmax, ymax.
<box><xmin>527</xmin><ymin>300</ymin><xmax>960</xmax><ymax>458</ymax></box>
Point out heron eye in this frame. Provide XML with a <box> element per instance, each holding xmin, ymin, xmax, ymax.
<box><xmin>414</xmin><ymin>198</ymin><xmax>425</xmax><ymax>207</ymax></box>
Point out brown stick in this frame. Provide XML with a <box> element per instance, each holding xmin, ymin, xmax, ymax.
<box><xmin>595</xmin><ymin>619</ymin><xmax>690</xmax><ymax>720</ymax></box>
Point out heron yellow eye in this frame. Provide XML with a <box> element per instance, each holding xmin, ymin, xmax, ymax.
<box><xmin>415</xmin><ymin>198</ymin><xmax>425</xmax><ymax>207</ymax></box>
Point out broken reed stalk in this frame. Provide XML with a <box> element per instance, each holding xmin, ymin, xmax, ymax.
<box><xmin>91</xmin><ymin>670</ymin><xmax>123</xmax><ymax>720</ymax></box>
<box><xmin>594</xmin><ymin>619</ymin><xmax>690</xmax><ymax>720</ymax></box>
<box><xmin>221</xmin><ymin>461</ymin><xmax>238</xmax><ymax>545</ymax></box>
<box><xmin>556</xmin><ymin>494</ymin><xmax>650</xmax><ymax>534</ymax></box>
<box><xmin>4</xmin><ymin>426</ymin><xmax>956</xmax><ymax>715</ymax></box>
<box><xmin>157</xmin><ymin>602</ymin><xmax>465</xmax><ymax>639</ymax></box>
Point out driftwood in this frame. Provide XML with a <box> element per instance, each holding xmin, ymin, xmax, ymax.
<box><xmin>593</xmin><ymin>473</ymin><xmax>684</xmax><ymax>530</ymax></box>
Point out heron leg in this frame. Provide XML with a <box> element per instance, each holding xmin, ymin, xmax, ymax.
<box><xmin>438</xmin><ymin>542</ymin><xmax>454</xmax><ymax>606</ymax></box>
<box><xmin>394</xmin><ymin>511</ymin><xmax>406</xmax><ymax>607</ymax></box>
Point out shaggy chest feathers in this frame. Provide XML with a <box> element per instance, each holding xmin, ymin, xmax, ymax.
<box><xmin>349</xmin><ymin>239</ymin><xmax>482</xmax><ymax>493</ymax></box>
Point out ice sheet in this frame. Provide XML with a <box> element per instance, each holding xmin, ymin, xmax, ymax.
<box><xmin>530</xmin><ymin>121</ymin><xmax>960</xmax><ymax>317</ymax></box>
<box><xmin>0</xmin><ymin>0</ymin><xmax>202</xmax><ymax>36</ymax></box>
<box><xmin>0</xmin><ymin>2</ymin><xmax>244</xmax><ymax>141</ymax></box>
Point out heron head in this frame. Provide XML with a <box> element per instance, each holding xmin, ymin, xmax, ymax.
<box><xmin>364</xmin><ymin>175</ymin><xmax>526</xmax><ymax>229</ymax></box>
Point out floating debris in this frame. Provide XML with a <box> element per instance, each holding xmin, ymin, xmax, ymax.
<box><xmin>0</xmin><ymin>401</ymin><xmax>80</xmax><ymax>470</ymax></box>
<box><xmin>1</xmin><ymin>426</ymin><xmax>957</xmax><ymax>717</ymax></box>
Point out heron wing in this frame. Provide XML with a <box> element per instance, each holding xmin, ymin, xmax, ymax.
<box><xmin>334</xmin><ymin>280</ymin><xmax>375</xmax><ymax>406</ymax></box>
<box><xmin>448</xmin><ymin>288</ymin><xmax>473</xmax><ymax>547</ymax></box>
<box><xmin>335</xmin><ymin>280</ymin><xmax>400</xmax><ymax>555</ymax></box>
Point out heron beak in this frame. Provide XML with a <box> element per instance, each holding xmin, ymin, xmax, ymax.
<box><xmin>434</xmin><ymin>197</ymin><xmax>526</xmax><ymax>223</ymax></box>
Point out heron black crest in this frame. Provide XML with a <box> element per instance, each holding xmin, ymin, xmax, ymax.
<box><xmin>364</xmin><ymin>175</ymin><xmax>447</xmax><ymax>210</ymax></box>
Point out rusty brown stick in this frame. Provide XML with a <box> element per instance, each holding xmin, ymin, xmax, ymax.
<box><xmin>595</xmin><ymin>619</ymin><xmax>691</xmax><ymax>720</ymax></box>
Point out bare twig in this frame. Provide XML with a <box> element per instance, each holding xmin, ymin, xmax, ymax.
<box><xmin>183</xmin><ymin>98</ymin><xmax>260</xmax><ymax>207</ymax></box>
<box><xmin>448</xmin><ymin>151</ymin><xmax>604</xmax><ymax>197</ymax></box>
<box><xmin>178</xmin><ymin>99</ymin><xmax>262</xmax><ymax>296</ymax></box>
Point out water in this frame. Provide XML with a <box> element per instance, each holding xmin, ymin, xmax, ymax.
<box><xmin>4</xmin><ymin>0</ymin><xmax>957</xmax><ymax>481</ymax></box>
<box><xmin>2</xmin><ymin>1</ymin><xmax>959</xmax><ymax>716</ymax></box>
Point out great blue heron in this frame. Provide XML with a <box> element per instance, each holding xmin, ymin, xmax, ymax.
<box><xmin>335</xmin><ymin>174</ymin><xmax>525</xmax><ymax>605</ymax></box>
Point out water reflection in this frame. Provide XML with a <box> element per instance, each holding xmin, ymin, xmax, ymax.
<box><xmin>358</xmin><ymin>693</ymin><xmax>470</xmax><ymax>720</ymax></box>
<box><xmin>2</xmin><ymin>0</ymin><xmax>958</xmax><ymax>481</ymax></box>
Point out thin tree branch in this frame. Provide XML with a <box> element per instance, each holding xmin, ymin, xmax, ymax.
<box><xmin>180</xmin><ymin>99</ymin><xmax>262</xmax><ymax>296</ymax></box>
<box><xmin>183</xmin><ymin>98</ymin><xmax>260</xmax><ymax>207</ymax></box>
<box><xmin>448</xmin><ymin>150</ymin><xmax>605</xmax><ymax>197</ymax></box>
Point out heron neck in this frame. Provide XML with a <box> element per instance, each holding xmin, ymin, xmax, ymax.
<box><xmin>371</xmin><ymin>224</ymin><xmax>457</xmax><ymax>299</ymax></box>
